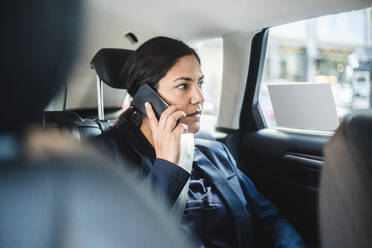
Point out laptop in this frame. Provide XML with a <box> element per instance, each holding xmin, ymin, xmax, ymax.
<box><xmin>267</xmin><ymin>83</ymin><xmax>339</xmax><ymax>131</ymax></box>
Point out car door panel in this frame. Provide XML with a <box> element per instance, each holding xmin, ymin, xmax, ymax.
<box><xmin>234</xmin><ymin>129</ymin><xmax>329</xmax><ymax>247</ymax></box>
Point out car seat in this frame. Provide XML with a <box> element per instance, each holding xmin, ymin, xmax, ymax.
<box><xmin>43</xmin><ymin>111</ymin><xmax>105</xmax><ymax>139</ymax></box>
<box><xmin>319</xmin><ymin>110</ymin><xmax>372</xmax><ymax>248</ymax></box>
<box><xmin>90</xmin><ymin>48</ymin><xmax>133</xmax><ymax>120</ymax></box>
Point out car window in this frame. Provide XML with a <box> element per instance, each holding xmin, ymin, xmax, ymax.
<box><xmin>259</xmin><ymin>7</ymin><xmax>372</xmax><ymax>131</ymax></box>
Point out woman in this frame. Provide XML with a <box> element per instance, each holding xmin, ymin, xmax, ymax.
<box><xmin>95</xmin><ymin>36</ymin><xmax>305</xmax><ymax>248</ymax></box>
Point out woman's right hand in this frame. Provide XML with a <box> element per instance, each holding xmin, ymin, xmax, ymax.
<box><xmin>145</xmin><ymin>102</ymin><xmax>188</xmax><ymax>165</ymax></box>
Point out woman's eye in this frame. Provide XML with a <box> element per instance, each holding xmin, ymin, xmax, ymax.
<box><xmin>177</xmin><ymin>84</ymin><xmax>188</xmax><ymax>90</ymax></box>
<box><xmin>198</xmin><ymin>81</ymin><xmax>204</xmax><ymax>88</ymax></box>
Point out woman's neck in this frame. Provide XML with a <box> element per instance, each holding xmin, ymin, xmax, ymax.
<box><xmin>140</xmin><ymin>118</ymin><xmax>155</xmax><ymax>148</ymax></box>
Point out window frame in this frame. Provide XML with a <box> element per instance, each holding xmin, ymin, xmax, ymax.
<box><xmin>239</xmin><ymin>28</ymin><xmax>269</xmax><ymax>133</ymax></box>
<box><xmin>240</xmin><ymin>28</ymin><xmax>336</xmax><ymax>136</ymax></box>
<box><xmin>252</xmin><ymin>8</ymin><xmax>372</xmax><ymax>133</ymax></box>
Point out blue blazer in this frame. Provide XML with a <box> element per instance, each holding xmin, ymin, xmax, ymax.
<box><xmin>94</xmin><ymin>119</ymin><xmax>305</xmax><ymax>248</ymax></box>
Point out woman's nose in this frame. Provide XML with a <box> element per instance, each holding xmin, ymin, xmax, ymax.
<box><xmin>191</xmin><ymin>86</ymin><xmax>205</xmax><ymax>104</ymax></box>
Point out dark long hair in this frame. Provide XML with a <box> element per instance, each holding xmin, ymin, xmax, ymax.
<box><xmin>119</xmin><ymin>36</ymin><xmax>200</xmax><ymax>127</ymax></box>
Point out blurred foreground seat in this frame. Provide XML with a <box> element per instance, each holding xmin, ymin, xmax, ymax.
<box><xmin>0</xmin><ymin>1</ymin><xmax>193</xmax><ymax>247</ymax></box>
<box><xmin>320</xmin><ymin>111</ymin><xmax>372</xmax><ymax>248</ymax></box>
<box><xmin>0</xmin><ymin>136</ymin><xmax>192</xmax><ymax>248</ymax></box>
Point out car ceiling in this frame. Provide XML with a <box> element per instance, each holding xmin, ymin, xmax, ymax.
<box><xmin>84</xmin><ymin>0</ymin><xmax>370</xmax><ymax>41</ymax></box>
<box><xmin>60</xmin><ymin>0</ymin><xmax>371</xmax><ymax>110</ymax></box>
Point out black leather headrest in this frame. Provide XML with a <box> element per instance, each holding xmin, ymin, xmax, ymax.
<box><xmin>90</xmin><ymin>48</ymin><xmax>133</xmax><ymax>89</ymax></box>
<box><xmin>320</xmin><ymin>110</ymin><xmax>372</xmax><ymax>248</ymax></box>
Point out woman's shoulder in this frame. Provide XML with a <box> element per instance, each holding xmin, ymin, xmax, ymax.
<box><xmin>194</xmin><ymin>137</ymin><xmax>238</xmax><ymax>177</ymax></box>
<box><xmin>96</xmin><ymin>118</ymin><xmax>137</xmax><ymax>147</ymax></box>
<box><xmin>194</xmin><ymin>136</ymin><xmax>222</xmax><ymax>149</ymax></box>
<box><xmin>194</xmin><ymin>130</ymin><xmax>228</xmax><ymax>152</ymax></box>
<box><xmin>92</xmin><ymin>119</ymin><xmax>139</xmax><ymax>156</ymax></box>
<box><xmin>194</xmin><ymin>138</ymin><xmax>235</xmax><ymax>164</ymax></box>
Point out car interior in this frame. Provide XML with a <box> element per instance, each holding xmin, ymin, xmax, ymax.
<box><xmin>2</xmin><ymin>0</ymin><xmax>372</xmax><ymax>247</ymax></box>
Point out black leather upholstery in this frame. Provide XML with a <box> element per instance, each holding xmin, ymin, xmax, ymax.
<box><xmin>43</xmin><ymin>111</ymin><xmax>108</xmax><ymax>139</ymax></box>
<box><xmin>90</xmin><ymin>48</ymin><xmax>133</xmax><ymax>89</ymax></box>
<box><xmin>319</xmin><ymin>111</ymin><xmax>372</xmax><ymax>248</ymax></box>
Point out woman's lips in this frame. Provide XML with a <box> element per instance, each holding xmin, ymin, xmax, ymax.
<box><xmin>186</xmin><ymin>111</ymin><xmax>201</xmax><ymax>118</ymax></box>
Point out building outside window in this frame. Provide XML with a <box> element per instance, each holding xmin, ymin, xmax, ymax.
<box><xmin>259</xmin><ymin>7</ymin><xmax>372</xmax><ymax>129</ymax></box>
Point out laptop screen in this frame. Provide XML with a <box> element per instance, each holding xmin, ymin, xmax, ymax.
<box><xmin>267</xmin><ymin>83</ymin><xmax>339</xmax><ymax>131</ymax></box>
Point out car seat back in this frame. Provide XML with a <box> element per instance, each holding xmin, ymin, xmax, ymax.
<box><xmin>320</xmin><ymin>111</ymin><xmax>372</xmax><ymax>248</ymax></box>
<box><xmin>43</xmin><ymin>111</ymin><xmax>108</xmax><ymax>139</ymax></box>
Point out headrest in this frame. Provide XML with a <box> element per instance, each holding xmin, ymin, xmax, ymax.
<box><xmin>90</xmin><ymin>48</ymin><xmax>133</xmax><ymax>89</ymax></box>
<box><xmin>329</xmin><ymin>110</ymin><xmax>372</xmax><ymax>172</ymax></box>
<box><xmin>320</xmin><ymin>110</ymin><xmax>372</xmax><ymax>248</ymax></box>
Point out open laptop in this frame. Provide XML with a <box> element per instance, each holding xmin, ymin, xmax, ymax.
<box><xmin>267</xmin><ymin>83</ymin><xmax>339</xmax><ymax>131</ymax></box>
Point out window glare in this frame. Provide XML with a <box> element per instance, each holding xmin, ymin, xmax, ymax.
<box><xmin>316</xmin><ymin>11</ymin><xmax>365</xmax><ymax>44</ymax></box>
<box><xmin>259</xmin><ymin>7</ymin><xmax>372</xmax><ymax>130</ymax></box>
<box><xmin>270</xmin><ymin>20</ymin><xmax>307</xmax><ymax>39</ymax></box>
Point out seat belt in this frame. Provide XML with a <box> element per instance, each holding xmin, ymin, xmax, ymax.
<box><xmin>171</xmin><ymin>133</ymin><xmax>194</xmax><ymax>222</ymax></box>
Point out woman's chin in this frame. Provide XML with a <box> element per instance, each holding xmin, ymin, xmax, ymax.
<box><xmin>188</xmin><ymin>123</ymin><xmax>200</xmax><ymax>134</ymax></box>
<box><xmin>180</xmin><ymin>119</ymin><xmax>200</xmax><ymax>134</ymax></box>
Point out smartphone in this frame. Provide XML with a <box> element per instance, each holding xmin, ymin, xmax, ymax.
<box><xmin>132</xmin><ymin>83</ymin><xmax>169</xmax><ymax>120</ymax></box>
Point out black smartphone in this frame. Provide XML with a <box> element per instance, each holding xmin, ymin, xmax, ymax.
<box><xmin>132</xmin><ymin>84</ymin><xmax>169</xmax><ymax>120</ymax></box>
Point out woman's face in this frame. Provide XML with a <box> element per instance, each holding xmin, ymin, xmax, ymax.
<box><xmin>156</xmin><ymin>55</ymin><xmax>205</xmax><ymax>133</ymax></box>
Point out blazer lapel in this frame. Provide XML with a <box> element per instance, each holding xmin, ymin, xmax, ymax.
<box><xmin>194</xmin><ymin>149</ymin><xmax>254</xmax><ymax>248</ymax></box>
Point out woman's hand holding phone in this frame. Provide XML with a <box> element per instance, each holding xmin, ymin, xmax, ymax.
<box><xmin>145</xmin><ymin>102</ymin><xmax>188</xmax><ymax>165</ymax></box>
